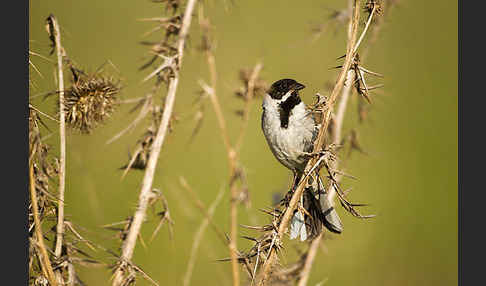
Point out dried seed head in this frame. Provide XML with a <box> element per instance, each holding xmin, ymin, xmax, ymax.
<box><xmin>63</xmin><ymin>69</ymin><xmax>121</xmax><ymax>134</ymax></box>
<box><xmin>364</xmin><ymin>0</ymin><xmax>384</xmax><ymax>15</ymax></box>
<box><xmin>234</xmin><ymin>68</ymin><xmax>268</xmax><ymax>100</ymax></box>
<box><xmin>34</xmin><ymin>275</ymin><xmax>49</xmax><ymax>286</ymax></box>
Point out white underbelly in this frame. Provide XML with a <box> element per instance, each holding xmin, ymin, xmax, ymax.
<box><xmin>262</xmin><ymin>108</ymin><xmax>314</xmax><ymax>172</ymax></box>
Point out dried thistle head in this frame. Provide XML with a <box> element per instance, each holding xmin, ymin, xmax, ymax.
<box><xmin>364</xmin><ymin>0</ymin><xmax>384</xmax><ymax>15</ymax></box>
<box><xmin>63</xmin><ymin>68</ymin><xmax>121</xmax><ymax>134</ymax></box>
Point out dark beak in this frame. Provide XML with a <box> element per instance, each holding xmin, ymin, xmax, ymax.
<box><xmin>292</xmin><ymin>82</ymin><xmax>306</xmax><ymax>91</ymax></box>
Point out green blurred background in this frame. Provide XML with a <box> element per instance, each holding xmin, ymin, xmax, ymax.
<box><xmin>29</xmin><ymin>0</ymin><xmax>457</xmax><ymax>285</ymax></box>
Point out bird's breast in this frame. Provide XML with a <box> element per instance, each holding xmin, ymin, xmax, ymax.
<box><xmin>261</xmin><ymin>96</ymin><xmax>315</xmax><ymax>172</ymax></box>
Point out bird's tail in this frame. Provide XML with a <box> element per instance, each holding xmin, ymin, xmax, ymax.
<box><xmin>317</xmin><ymin>176</ymin><xmax>343</xmax><ymax>234</ymax></box>
<box><xmin>289</xmin><ymin>172</ymin><xmax>343</xmax><ymax>241</ymax></box>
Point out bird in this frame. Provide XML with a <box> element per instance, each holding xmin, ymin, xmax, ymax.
<box><xmin>261</xmin><ymin>78</ymin><xmax>343</xmax><ymax>241</ymax></box>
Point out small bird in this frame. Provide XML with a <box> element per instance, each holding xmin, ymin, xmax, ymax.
<box><xmin>261</xmin><ymin>78</ymin><xmax>343</xmax><ymax>241</ymax></box>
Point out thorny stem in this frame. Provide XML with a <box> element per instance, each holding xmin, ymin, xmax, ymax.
<box><xmin>202</xmin><ymin>60</ymin><xmax>263</xmax><ymax>286</ymax></box>
<box><xmin>294</xmin><ymin>1</ymin><xmax>389</xmax><ymax>284</ymax></box>
<box><xmin>29</xmin><ymin>163</ymin><xmax>58</xmax><ymax>286</ymax></box>
<box><xmin>111</xmin><ymin>0</ymin><xmax>198</xmax><ymax>285</ymax></box>
<box><xmin>198</xmin><ymin>7</ymin><xmax>263</xmax><ymax>285</ymax></box>
<box><xmin>296</xmin><ymin>4</ymin><xmax>356</xmax><ymax>284</ymax></box>
<box><xmin>333</xmin><ymin>0</ymin><xmax>356</xmax><ymax>148</ymax></box>
<box><xmin>256</xmin><ymin>1</ymin><xmax>361</xmax><ymax>285</ymax></box>
<box><xmin>199</xmin><ymin>14</ymin><xmax>240</xmax><ymax>284</ymax></box>
<box><xmin>229</xmin><ymin>63</ymin><xmax>261</xmax><ymax>286</ymax></box>
<box><xmin>334</xmin><ymin>70</ymin><xmax>355</xmax><ymax>146</ymax></box>
<box><xmin>49</xmin><ymin>15</ymin><xmax>67</xmax><ymax>284</ymax></box>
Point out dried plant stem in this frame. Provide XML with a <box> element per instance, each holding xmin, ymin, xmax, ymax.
<box><xmin>204</xmin><ymin>57</ymin><xmax>232</xmax><ymax>157</ymax></box>
<box><xmin>201</xmin><ymin>57</ymin><xmax>264</xmax><ymax>286</ymax></box>
<box><xmin>352</xmin><ymin>3</ymin><xmax>377</xmax><ymax>54</ymax></box>
<box><xmin>111</xmin><ymin>0</ymin><xmax>198</xmax><ymax>285</ymax></box>
<box><xmin>296</xmin><ymin>232</ymin><xmax>323</xmax><ymax>286</ymax></box>
<box><xmin>235</xmin><ymin>63</ymin><xmax>263</xmax><ymax>152</ymax></box>
<box><xmin>256</xmin><ymin>1</ymin><xmax>361</xmax><ymax>285</ymax></box>
<box><xmin>360</xmin><ymin>1</ymin><xmax>397</xmax><ymax>65</ymax></box>
<box><xmin>296</xmin><ymin>37</ymin><xmax>355</xmax><ymax>286</ymax></box>
<box><xmin>296</xmin><ymin>23</ymin><xmax>356</xmax><ymax>286</ymax></box>
<box><xmin>29</xmin><ymin>163</ymin><xmax>58</xmax><ymax>286</ymax></box>
<box><xmin>296</xmin><ymin>1</ymin><xmax>388</xmax><ymax>283</ymax></box>
<box><xmin>179</xmin><ymin>176</ymin><xmax>227</xmax><ymax>244</ymax></box>
<box><xmin>183</xmin><ymin>186</ymin><xmax>225</xmax><ymax>286</ymax></box>
<box><xmin>334</xmin><ymin>70</ymin><xmax>355</xmax><ymax>145</ymax></box>
<box><xmin>227</xmin><ymin>64</ymin><xmax>263</xmax><ymax>286</ymax></box>
<box><xmin>49</xmin><ymin>16</ymin><xmax>67</xmax><ymax>284</ymax></box>
<box><xmin>228</xmin><ymin>64</ymin><xmax>262</xmax><ymax>285</ymax></box>
<box><xmin>29</xmin><ymin>103</ymin><xmax>59</xmax><ymax>123</ymax></box>
<box><xmin>201</xmin><ymin>44</ymin><xmax>240</xmax><ymax>286</ymax></box>
<box><xmin>198</xmin><ymin>8</ymin><xmax>263</xmax><ymax>282</ymax></box>
<box><xmin>229</xmin><ymin>178</ymin><xmax>240</xmax><ymax>286</ymax></box>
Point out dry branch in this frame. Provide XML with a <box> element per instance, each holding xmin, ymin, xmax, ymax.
<box><xmin>256</xmin><ymin>1</ymin><xmax>362</xmax><ymax>285</ymax></box>
<box><xmin>295</xmin><ymin>1</ymin><xmax>389</xmax><ymax>284</ymax></box>
<box><xmin>111</xmin><ymin>0</ymin><xmax>198</xmax><ymax>285</ymax></box>
<box><xmin>46</xmin><ymin>15</ymin><xmax>68</xmax><ymax>284</ymax></box>
<box><xmin>295</xmin><ymin>2</ymin><xmax>357</xmax><ymax>284</ymax></box>
<box><xmin>200</xmin><ymin>59</ymin><xmax>263</xmax><ymax>286</ymax></box>
<box><xmin>29</xmin><ymin>163</ymin><xmax>58</xmax><ymax>286</ymax></box>
<box><xmin>296</xmin><ymin>233</ymin><xmax>323</xmax><ymax>286</ymax></box>
<box><xmin>197</xmin><ymin>7</ymin><xmax>265</xmax><ymax>285</ymax></box>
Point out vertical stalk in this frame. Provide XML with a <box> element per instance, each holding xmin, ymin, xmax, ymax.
<box><xmin>201</xmin><ymin>28</ymin><xmax>241</xmax><ymax>286</ymax></box>
<box><xmin>49</xmin><ymin>16</ymin><xmax>67</xmax><ymax>284</ymax></box>
<box><xmin>256</xmin><ymin>1</ymin><xmax>361</xmax><ymax>285</ymax></box>
<box><xmin>29</xmin><ymin>163</ymin><xmax>58</xmax><ymax>286</ymax></box>
<box><xmin>296</xmin><ymin>233</ymin><xmax>323</xmax><ymax>286</ymax></box>
<box><xmin>199</xmin><ymin>8</ymin><xmax>264</xmax><ymax>282</ymax></box>
<box><xmin>111</xmin><ymin>0</ymin><xmax>198</xmax><ymax>285</ymax></box>
<box><xmin>296</xmin><ymin>4</ymin><xmax>356</xmax><ymax>282</ymax></box>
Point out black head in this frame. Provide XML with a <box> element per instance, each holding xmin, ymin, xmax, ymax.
<box><xmin>267</xmin><ymin>78</ymin><xmax>305</xmax><ymax>100</ymax></box>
